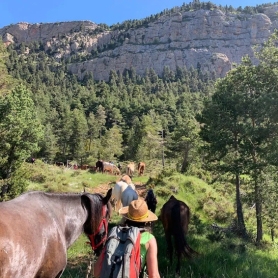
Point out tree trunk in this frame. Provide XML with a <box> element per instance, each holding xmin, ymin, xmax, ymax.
<box><xmin>180</xmin><ymin>144</ymin><xmax>189</xmax><ymax>173</ymax></box>
<box><xmin>235</xmin><ymin>174</ymin><xmax>247</xmax><ymax>238</ymax></box>
<box><xmin>255</xmin><ymin>179</ymin><xmax>263</xmax><ymax>243</ymax></box>
<box><xmin>271</xmin><ymin>228</ymin><xmax>275</xmax><ymax>242</ymax></box>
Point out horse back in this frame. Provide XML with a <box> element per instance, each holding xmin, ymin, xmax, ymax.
<box><xmin>0</xmin><ymin>192</ymin><xmax>86</xmax><ymax>277</ymax></box>
<box><xmin>112</xmin><ymin>181</ymin><xmax>129</xmax><ymax>197</ymax></box>
<box><xmin>161</xmin><ymin>196</ymin><xmax>190</xmax><ymax>233</ymax></box>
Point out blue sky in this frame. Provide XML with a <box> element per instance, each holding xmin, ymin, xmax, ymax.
<box><xmin>0</xmin><ymin>0</ymin><xmax>276</xmax><ymax>28</ymax></box>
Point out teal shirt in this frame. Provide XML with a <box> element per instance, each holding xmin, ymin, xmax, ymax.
<box><xmin>140</xmin><ymin>231</ymin><xmax>154</xmax><ymax>267</ymax></box>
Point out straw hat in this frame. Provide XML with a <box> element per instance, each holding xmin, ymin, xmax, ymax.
<box><xmin>119</xmin><ymin>199</ymin><xmax>158</xmax><ymax>222</ymax></box>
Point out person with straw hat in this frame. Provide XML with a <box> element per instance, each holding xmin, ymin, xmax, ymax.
<box><xmin>120</xmin><ymin>199</ymin><xmax>160</xmax><ymax>278</ymax></box>
<box><xmin>93</xmin><ymin>199</ymin><xmax>161</xmax><ymax>278</ymax></box>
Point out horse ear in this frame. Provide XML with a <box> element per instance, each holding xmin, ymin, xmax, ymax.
<box><xmin>103</xmin><ymin>188</ymin><xmax>112</xmax><ymax>204</ymax></box>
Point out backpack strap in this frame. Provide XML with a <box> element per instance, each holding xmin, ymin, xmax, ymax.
<box><xmin>139</xmin><ymin>264</ymin><xmax>147</xmax><ymax>278</ymax></box>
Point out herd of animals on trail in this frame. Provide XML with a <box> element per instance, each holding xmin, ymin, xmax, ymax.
<box><xmin>0</xmin><ymin>159</ymin><xmax>198</xmax><ymax>278</ymax></box>
<box><xmin>52</xmin><ymin>159</ymin><xmax>146</xmax><ymax>177</ymax></box>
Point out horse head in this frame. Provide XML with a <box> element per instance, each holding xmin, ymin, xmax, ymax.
<box><xmin>82</xmin><ymin>188</ymin><xmax>112</xmax><ymax>255</ymax></box>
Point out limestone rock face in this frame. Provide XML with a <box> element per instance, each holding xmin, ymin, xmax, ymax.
<box><xmin>1</xmin><ymin>7</ymin><xmax>277</xmax><ymax>81</ymax></box>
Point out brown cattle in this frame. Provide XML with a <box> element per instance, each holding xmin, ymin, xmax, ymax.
<box><xmin>137</xmin><ymin>162</ymin><xmax>146</xmax><ymax>176</ymax></box>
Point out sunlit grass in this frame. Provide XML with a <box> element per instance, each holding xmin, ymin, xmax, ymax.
<box><xmin>25</xmin><ymin>161</ymin><xmax>278</xmax><ymax>278</ymax></box>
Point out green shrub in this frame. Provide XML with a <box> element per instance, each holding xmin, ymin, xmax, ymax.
<box><xmin>30</xmin><ymin>173</ymin><xmax>47</xmax><ymax>183</ymax></box>
<box><xmin>155</xmin><ymin>187</ymin><xmax>173</xmax><ymax>198</ymax></box>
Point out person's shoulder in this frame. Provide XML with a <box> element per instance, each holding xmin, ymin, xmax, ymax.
<box><xmin>141</xmin><ymin>231</ymin><xmax>154</xmax><ymax>241</ymax></box>
<box><xmin>146</xmin><ymin>234</ymin><xmax>157</xmax><ymax>248</ymax></box>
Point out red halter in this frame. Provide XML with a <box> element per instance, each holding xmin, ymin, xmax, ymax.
<box><xmin>87</xmin><ymin>205</ymin><xmax>108</xmax><ymax>250</ymax></box>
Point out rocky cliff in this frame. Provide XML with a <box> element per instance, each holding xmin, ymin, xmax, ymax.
<box><xmin>1</xmin><ymin>5</ymin><xmax>278</xmax><ymax>81</ymax></box>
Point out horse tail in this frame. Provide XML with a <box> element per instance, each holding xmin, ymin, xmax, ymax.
<box><xmin>171</xmin><ymin>202</ymin><xmax>198</xmax><ymax>259</ymax></box>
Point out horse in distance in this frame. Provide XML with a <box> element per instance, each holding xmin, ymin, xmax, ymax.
<box><xmin>126</xmin><ymin>162</ymin><xmax>135</xmax><ymax>177</ymax></box>
<box><xmin>160</xmin><ymin>195</ymin><xmax>198</xmax><ymax>276</ymax></box>
<box><xmin>137</xmin><ymin>161</ymin><xmax>146</xmax><ymax>176</ymax></box>
<box><xmin>95</xmin><ymin>160</ymin><xmax>104</xmax><ymax>173</ymax></box>
<box><xmin>0</xmin><ymin>189</ymin><xmax>112</xmax><ymax>278</ymax></box>
<box><xmin>103</xmin><ymin>161</ymin><xmax>121</xmax><ymax>175</ymax></box>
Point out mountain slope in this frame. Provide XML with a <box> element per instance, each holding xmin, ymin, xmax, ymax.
<box><xmin>1</xmin><ymin>4</ymin><xmax>278</xmax><ymax>81</ymax></box>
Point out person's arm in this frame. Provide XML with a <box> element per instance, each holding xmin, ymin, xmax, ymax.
<box><xmin>145</xmin><ymin>236</ymin><xmax>161</xmax><ymax>278</ymax></box>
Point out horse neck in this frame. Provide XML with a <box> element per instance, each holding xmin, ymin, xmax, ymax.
<box><xmin>46</xmin><ymin>194</ymin><xmax>88</xmax><ymax>248</ymax></box>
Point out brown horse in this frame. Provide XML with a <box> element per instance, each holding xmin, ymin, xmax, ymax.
<box><xmin>103</xmin><ymin>162</ymin><xmax>121</xmax><ymax>175</ymax></box>
<box><xmin>126</xmin><ymin>162</ymin><xmax>135</xmax><ymax>177</ymax></box>
<box><xmin>0</xmin><ymin>189</ymin><xmax>112</xmax><ymax>278</ymax></box>
<box><xmin>119</xmin><ymin>174</ymin><xmax>133</xmax><ymax>185</ymax></box>
<box><xmin>137</xmin><ymin>161</ymin><xmax>146</xmax><ymax>176</ymax></box>
<box><xmin>160</xmin><ymin>195</ymin><xmax>198</xmax><ymax>276</ymax></box>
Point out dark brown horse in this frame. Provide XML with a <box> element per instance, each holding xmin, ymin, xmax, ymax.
<box><xmin>96</xmin><ymin>160</ymin><xmax>104</xmax><ymax>173</ymax></box>
<box><xmin>160</xmin><ymin>195</ymin><xmax>198</xmax><ymax>276</ymax></box>
<box><xmin>0</xmin><ymin>189</ymin><xmax>112</xmax><ymax>278</ymax></box>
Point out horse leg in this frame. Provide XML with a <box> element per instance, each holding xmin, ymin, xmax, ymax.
<box><xmin>175</xmin><ymin>257</ymin><xmax>181</xmax><ymax>277</ymax></box>
<box><xmin>116</xmin><ymin>198</ymin><xmax>122</xmax><ymax>213</ymax></box>
<box><xmin>165</xmin><ymin>232</ymin><xmax>173</xmax><ymax>264</ymax></box>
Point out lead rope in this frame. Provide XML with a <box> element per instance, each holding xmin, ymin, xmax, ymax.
<box><xmin>86</xmin><ymin>250</ymin><xmax>96</xmax><ymax>278</ymax></box>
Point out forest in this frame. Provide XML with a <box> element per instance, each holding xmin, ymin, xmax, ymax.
<box><xmin>1</xmin><ymin>4</ymin><xmax>278</xmax><ymax>258</ymax></box>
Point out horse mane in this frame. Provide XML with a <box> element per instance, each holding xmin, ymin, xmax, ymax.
<box><xmin>81</xmin><ymin>193</ymin><xmax>103</xmax><ymax>235</ymax></box>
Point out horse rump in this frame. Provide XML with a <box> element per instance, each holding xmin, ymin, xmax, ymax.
<box><xmin>161</xmin><ymin>195</ymin><xmax>199</xmax><ymax>275</ymax></box>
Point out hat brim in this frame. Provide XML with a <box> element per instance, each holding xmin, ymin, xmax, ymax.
<box><xmin>119</xmin><ymin>206</ymin><xmax>158</xmax><ymax>222</ymax></box>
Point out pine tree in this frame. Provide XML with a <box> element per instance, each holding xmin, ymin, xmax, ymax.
<box><xmin>0</xmin><ymin>84</ymin><xmax>43</xmax><ymax>199</ymax></box>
